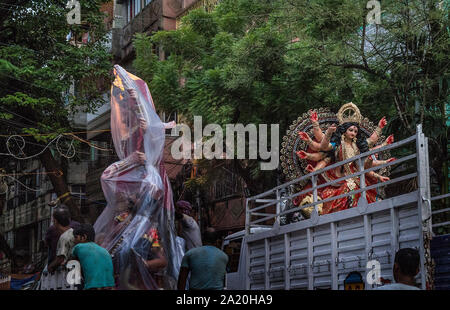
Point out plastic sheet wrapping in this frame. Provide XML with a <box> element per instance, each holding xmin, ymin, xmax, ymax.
<box><xmin>93</xmin><ymin>65</ymin><xmax>184</xmax><ymax>290</ymax></box>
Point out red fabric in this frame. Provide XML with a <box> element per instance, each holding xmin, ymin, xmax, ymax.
<box><xmin>295</xmin><ymin>143</ymin><xmax>379</xmax><ymax>215</ymax></box>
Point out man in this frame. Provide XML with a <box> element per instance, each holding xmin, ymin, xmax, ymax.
<box><xmin>47</xmin><ymin>208</ymin><xmax>75</xmax><ymax>273</ymax></box>
<box><xmin>177</xmin><ymin>227</ymin><xmax>228</xmax><ymax>290</ymax></box>
<box><xmin>376</xmin><ymin>248</ymin><xmax>421</xmax><ymax>290</ymax></box>
<box><xmin>72</xmin><ymin>224</ymin><xmax>115</xmax><ymax>290</ymax></box>
<box><xmin>175</xmin><ymin>200</ymin><xmax>202</xmax><ymax>251</ymax></box>
<box><xmin>45</xmin><ymin>204</ymin><xmax>79</xmax><ymax>265</ymax></box>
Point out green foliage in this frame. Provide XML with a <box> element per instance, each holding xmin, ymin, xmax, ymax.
<box><xmin>133</xmin><ymin>0</ymin><xmax>449</xmax><ymax>194</ymax></box>
<box><xmin>0</xmin><ymin>0</ymin><xmax>112</xmax><ymax>142</ymax></box>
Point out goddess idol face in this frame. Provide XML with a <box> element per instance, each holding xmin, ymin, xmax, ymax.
<box><xmin>345</xmin><ymin>125</ymin><xmax>358</xmax><ymax>140</ymax></box>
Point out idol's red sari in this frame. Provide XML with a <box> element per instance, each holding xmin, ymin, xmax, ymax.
<box><xmin>294</xmin><ymin>141</ymin><xmax>379</xmax><ymax>215</ymax></box>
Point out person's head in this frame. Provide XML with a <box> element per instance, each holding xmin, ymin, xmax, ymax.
<box><xmin>12</xmin><ymin>248</ymin><xmax>30</xmax><ymax>271</ymax></box>
<box><xmin>73</xmin><ymin>224</ymin><xmax>96</xmax><ymax>244</ymax></box>
<box><xmin>393</xmin><ymin>248</ymin><xmax>420</xmax><ymax>284</ymax></box>
<box><xmin>333</xmin><ymin>122</ymin><xmax>363</xmax><ymax>142</ymax></box>
<box><xmin>175</xmin><ymin>200</ymin><xmax>192</xmax><ymax>219</ymax></box>
<box><xmin>204</xmin><ymin>227</ymin><xmax>218</xmax><ymax>246</ymax></box>
<box><xmin>329</xmin><ymin>122</ymin><xmax>369</xmax><ymax>160</ymax></box>
<box><xmin>52</xmin><ymin>207</ymin><xmax>71</xmax><ymax>230</ymax></box>
<box><xmin>344</xmin><ymin>124</ymin><xmax>359</xmax><ymax>140</ymax></box>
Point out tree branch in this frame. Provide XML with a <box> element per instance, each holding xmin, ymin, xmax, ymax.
<box><xmin>328</xmin><ymin>62</ymin><xmax>386</xmax><ymax>80</ymax></box>
<box><xmin>393</xmin><ymin>93</ymin><xmax>414</xmax><ymax>134</ymax></box>
<box><xmin>361</xmin><ymin>16</ymin><xmax>369</xmax><ymax>69</ymax></box>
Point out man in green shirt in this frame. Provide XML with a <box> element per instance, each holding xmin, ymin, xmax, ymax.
<box><xmin>72</xmin><ymin>224</ymin><xmax>115</xmax><ymax>290</ymax></box>
<box><xmin>177</xmin><ymin>227</ymin><xmax>228</xmax><ymax>290</ymax></box>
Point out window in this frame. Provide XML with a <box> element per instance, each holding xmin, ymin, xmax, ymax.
<box><xmin>25</xmin><ymin>177</ymin><xmax>32</xmax><ymax>203</ymax></box>
<box><xmin>127</xmin><ymin>0</ymin><xmax>147</xmax><ymax>22</ymax></box>
<box><xmin>5</xmin><ymin>231</ymin><xmax>14</xmax><ymax>249</ymax></box>
<box><xmin>134</xmin><ymin>0</ymin><xmax>141</xmax><ymax>17</ymax></box>
<box><xmin>18</xmin><ymin>177</ymin><xmax>26</xmax><ymax>205</ymax></box>
<box><xmin>6</xmin><ymin>199</ymin><xmax>11</xmax><ymax>210</ymax></box>
<box><xmin>127</xmin><ymin>0</ymin><xmax>134</xmax><ymax>22</ymax></box>
<box><xmin>90</xmin><ymin>144</ymin><xmax>98</xmax><ymax>162</ymax></box>
<box><xmin>160</xmin><ymin>111</ymin><xmax>178</xmax><ymax>135</ymax></box>
<box><xmin>213</xmin><ymin>167</ymin><xmax>240</xmax><ymax>200</ymax></box>
<box><xmin>37</xmin><ymin>219</ymin><xmax>50</xmax><ymax>242</ymax></box>
<box><xmin>35</xmin><ymin>168</ymin><xmax>40</xmax><ymax>199</ymax></box>
<box><xmin>70</xmin><ymin>185</ymin><xmax>86</xmax><ymax>208</ymax></box>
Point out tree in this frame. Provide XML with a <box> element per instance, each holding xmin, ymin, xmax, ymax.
<box><xmin>133</xmin><ymin>0</ymin><xmax>317</xmax><ymax>195</ymax></box>
<box><xmin>132</xmin><ymin>0</ymin><xmax>448</xmax><ymax>199</ymax></box>
<box><xmin>286</xmin><ymin>0</ymin><xmax>449</xmax><ymax>195</ymax></box>
<box><xmin>0</xmin><ymin>0</ymin><xmax>111</xmax><ymax>243</ymax></box>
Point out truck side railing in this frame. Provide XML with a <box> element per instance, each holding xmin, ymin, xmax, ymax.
<box><xmin>431</xmin><ymin>193</ymin><xmax>450</xmax><ymax>231</ymax></box>
<box><xmin>245</xmin><ymin>125</ymin><xmax>428</xmax><ymax>235</ymax></box>
<box><xmin>243</xmin><ymin>125</ymin><xmax>434</xmax><ymax>290</ymax></box>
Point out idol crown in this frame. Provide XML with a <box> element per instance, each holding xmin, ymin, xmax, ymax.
<box><xmin>337</xmin><ymin>102</ymin><xmax>363</xmax><ymax>124</ymax></box>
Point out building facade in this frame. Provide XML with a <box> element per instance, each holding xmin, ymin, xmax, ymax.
<box><xmin>0</xmin><ymin>2</ymin><xmax>115</xmax><ymax>276</ymax></box>
<box><xmin>0</xmin><ymin>155</ymin><xmax>90</xmax><ymax>274</ymax></box>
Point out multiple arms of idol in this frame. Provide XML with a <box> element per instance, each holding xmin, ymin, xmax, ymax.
<box><xmin>296</xmin><ymin>111</ymin><xmax>395</xmax><ymax>180</ymax></box>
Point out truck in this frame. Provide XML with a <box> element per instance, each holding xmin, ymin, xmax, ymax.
<box><xmin>223</xmin><ymin>125</ymin><xmax>450</xmax><ymax>290</ymax></box>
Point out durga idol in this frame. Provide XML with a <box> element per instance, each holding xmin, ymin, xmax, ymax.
<box><xmin>281</xmin><ymin>102</ymin><xmax>395</xmax><ymax>217</ymax></box>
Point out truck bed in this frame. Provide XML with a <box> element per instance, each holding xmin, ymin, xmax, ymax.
<box><xmin>242</xmin><ymin>125</ymin><xmax>433</xmax><ymax>290</ymax></box>
<box><xmin>246</xmin><ymin>192</ymin><xmax>423</xmax><ymax>290</ymax></box>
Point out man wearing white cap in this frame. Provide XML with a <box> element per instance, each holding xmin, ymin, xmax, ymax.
<box><xmin>175</xmin><ymin>200</ymin><xmax>202</xmax><ymax>251</ymax></box>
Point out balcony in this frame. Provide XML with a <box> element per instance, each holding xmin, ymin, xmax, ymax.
<box><xmin>113</xmin><ymin>0</ymin><xmax>164</xmax><ymax>61</ymax></box>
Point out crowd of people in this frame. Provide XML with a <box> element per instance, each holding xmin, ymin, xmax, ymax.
<box><xmin>39</xmin><ymin>199</ymin><xmax>229</xmax><ymax>290</ymax></box>
<box><xmin>39</xmin><ymin>201</ymin><xmax>422</xmax><ymax>291</ymax></box>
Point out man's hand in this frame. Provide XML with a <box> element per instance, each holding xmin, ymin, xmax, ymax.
<box><xmin>127</xmin><ymin>89</ymin><xmax>138</xmax><ymax>100</ymax></box>
<box><xmin>136</xmin><ymin>151</ymin><xmax>146</xmax><ymax>165</ymax></box>
<box><xmin>145</xmin><ymin>256</ymin><xmax>168</xmax><ymax>272</ymax></box>
<box><xmin>164</xmin><ymin>121</ymin><xmax>176</xmax><ymax>129</ymax></box>
<box><xmin>378</xmin><ymin>175</ymin><xmax>390</xmax><ymax>182</ymax></box>
<box><xmin>139</xmin><ymin>118</ymin><xmax>147</xmax><ymax>130</ymax></box>
<box><xmin>177</xmin><ymin>267</ymin><xmax>190</xmax><ymax>290</ymax></box>
<box><xmin>378</xmin><ymin>116</ymin><xmax>387</xmax><ymax>129</ymax></box>
<box><xmin>48</xmin><ymin>256</ymin><xmax>65</xmax><ymax>273</ymax></box>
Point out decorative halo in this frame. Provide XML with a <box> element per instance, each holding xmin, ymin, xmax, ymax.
<box><xmin>337</xmin><ymin>102</ymin><xmax>363</xmax><ymax>125</ymax></box>
<box><xmin>280</xmin><ymin>106</ymin><xmax>391</xmax><ymax>192</ymax></box>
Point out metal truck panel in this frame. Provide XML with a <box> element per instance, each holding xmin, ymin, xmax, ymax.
<box><xmin>246</xmin><ymin>196</ymin><xmax>423</xmax><ymax>290</ymax></box>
